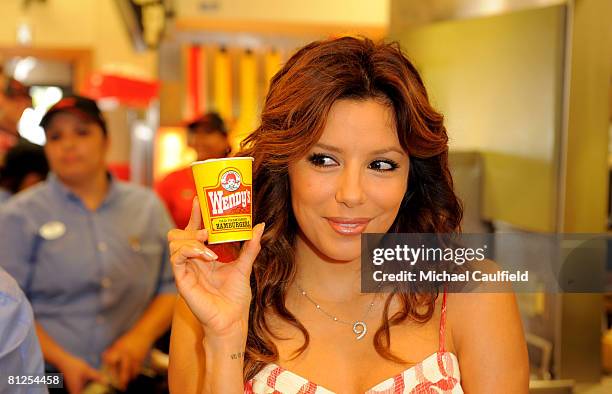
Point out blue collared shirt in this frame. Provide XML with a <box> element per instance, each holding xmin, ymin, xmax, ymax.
<box><xmin>0</xmin><ymin>266</ymin><xmax>47</xmax><ymax>394</ymax></box>
<box><xmin>0</xmin><ymin>173</ymin><xmax>176</xmax><ymax>369</ymax></box>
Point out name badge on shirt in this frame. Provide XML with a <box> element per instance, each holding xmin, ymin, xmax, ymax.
<box><xmin>39</xmin><ymin>221</ymin><xmax>66</xmax><ymax>240</ymax></box>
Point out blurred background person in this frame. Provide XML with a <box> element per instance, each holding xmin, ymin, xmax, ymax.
<box><xmin>0</xmin><ymin>72</ymin><xmax>35</xmax><ymax>166</ymax></box>
<box><xmin>155</xmin><ymin>112</ymin><xmax>236</xmax><ymax>262</ymax></box>
<box><xmin>0</xmin><ymin>142</ymin><xmax>49</xmax><ymax>203</ymax></box>
<box><xmin>0</xmin><ymin>95</ymin><xmax>176</xmax><ymax>394</ymax></box>
<box><xmin>0</xmin><ymin>265</ymin><xmax>47</xmax><ymax>394</ymax></box>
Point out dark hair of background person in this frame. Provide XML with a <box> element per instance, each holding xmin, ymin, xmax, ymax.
<box><xmin>187</xmin><ymin>112</ymin><xmax>227</xmax><ymax>135</ymax></box>
<box><xmin>0</xmin><ymin>143</ymin><xmax>49</xmax><ymax>194</ymax></box>
<box><xmin>237</xmin><ymin>37</ymin><xmax>463</xmax><ymax>379</ymax></box>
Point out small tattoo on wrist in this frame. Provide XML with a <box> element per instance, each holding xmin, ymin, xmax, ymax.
<box><xmin>230</xmin><ymin>352</ymin><xmax>245</xmax><ymax>360</ymax></box>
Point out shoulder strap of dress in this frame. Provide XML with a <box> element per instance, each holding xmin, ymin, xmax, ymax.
<box><xmin>438</xmin><ymin>286</ymin><xmax>448</xmax><ymax>353</ymax></box>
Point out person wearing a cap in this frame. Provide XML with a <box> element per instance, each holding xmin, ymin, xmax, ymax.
<box><xmin>155</xmin><ymin>112</ymin><xmax>236</xmax><ymax>262</ymax></box>
<box><xmin>0</xmin><ymin>95</ymin><xmax>176</xmax><ymax>394</ymax></box>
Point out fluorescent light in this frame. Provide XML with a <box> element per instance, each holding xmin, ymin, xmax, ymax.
<box><xmin>18</xmin><ymin>108</ymin><xmax>45</xmax><ymax>145</ymax></box>
<box><xmin>13</xmin><ymin>57</ymin><xmax>37</xmax><ymax>82</ymax></box>
<box><xmin>16</xmin><ymin>22</ymin><xmax>32</xmax><ymax>45</ymax></box>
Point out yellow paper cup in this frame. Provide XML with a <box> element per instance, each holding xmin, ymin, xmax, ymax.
<box><xmin>191</xmin><ymin>157</ymin><xmax>254</xmax><ymax>244</ymax></box>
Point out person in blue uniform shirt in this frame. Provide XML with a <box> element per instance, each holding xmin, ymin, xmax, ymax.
<box><xmin>0</xmin><ymin>266</ymin><xmax>47</xmax><ymax>394</ymax></box>
<box><xmin>0</xmin><ymin>96</ymin><xmax>176</xmax><ymax>394</ymax></box>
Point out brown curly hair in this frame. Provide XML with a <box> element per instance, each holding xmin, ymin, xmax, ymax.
<box><xmin>237</xmin><ymin>36</ymin><xmax>463</xmax><ymax>379</ymax></box>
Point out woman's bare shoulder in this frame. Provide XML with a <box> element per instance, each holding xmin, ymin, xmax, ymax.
<box><xmin>442</xmin><ymin>258</ymin><xmax>521</xmax><ymax>339</ymax></box>
<box><xmin>445</xmin><ymin>290</ymin><xmax>529</xmax><ymax>393</ymax></box>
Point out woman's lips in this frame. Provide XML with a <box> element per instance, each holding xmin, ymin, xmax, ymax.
<box><xmin>325</xmin><ymin>217</ymin><xmax>371</xmax><ymax>235</ymax></box>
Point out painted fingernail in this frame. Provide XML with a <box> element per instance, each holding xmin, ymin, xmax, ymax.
<box><xmin>194</xmin><ymin>247</ymin><xmax>207</xmax><ymax>256</ymax></box>
<box><xmin>204</xmin><ymin>249</ymin><xmax>218</xmax><ymax>259</ymax></box>
<box><xmin>194</xmin><ymin>247</ymin><xmax>217</xmax><ymax>259</ymax></box>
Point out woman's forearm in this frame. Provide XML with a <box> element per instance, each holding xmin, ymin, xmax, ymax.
<box><xmin>202</xmin><ymin>330</ymin><xmax>247</xmax><ymax>394</ymax></box>
<box><xmin>169</xmin><ymin>298</ymin><xmax>247</xmax><ymax>394</ymax></box>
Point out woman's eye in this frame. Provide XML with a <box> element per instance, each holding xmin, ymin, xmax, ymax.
<box><xmin>307</xmin><ymin>153</ymin><xmax>337</xmax><ymax>167</ymax></box>
<box><xmin>369</xmin><ymin>160</ymin><xmax>399</xmax><ymax>172</ymax></box>
<box><xmin>76</xmin><ymin>128</ymin><xmax>90</xmax><ymax>136</ymax></box>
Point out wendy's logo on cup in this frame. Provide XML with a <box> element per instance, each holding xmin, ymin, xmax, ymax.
<box><xmin>221</xmin><ymin>170</ymin><xmax>241</xmax><ymax>192</ymax></box>
<box><xmin>192</xmin><ymin>157</ymin><xmax>253</xmax><ymax>244</ymax></box>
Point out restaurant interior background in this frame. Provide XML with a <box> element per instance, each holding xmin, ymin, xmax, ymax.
<box><xmin>1</xmin><ymin>0</ymin><xmax>611</xmax><ymax>393</ymax></box>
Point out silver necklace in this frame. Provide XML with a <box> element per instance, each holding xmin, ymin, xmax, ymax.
<box><xmin>296</xmin><ymin>284</ymin><xmax>376</xmax><ymax>340</ymax></box>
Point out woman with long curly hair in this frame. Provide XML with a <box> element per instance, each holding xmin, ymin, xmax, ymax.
<box><xmin>167</xmin><ymin>37</ymin><xmax>528</xmax><ymax>393</ymax></box>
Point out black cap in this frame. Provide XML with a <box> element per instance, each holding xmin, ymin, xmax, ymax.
<box><xmin>186</xmin><ymin>112</ymin><xmax>227</xmax><ymax>136</ymax></box>
<box><xmin>40</xmin><ymin>95</ymin><xmax>107</xmax><ymax>134</ymax></box>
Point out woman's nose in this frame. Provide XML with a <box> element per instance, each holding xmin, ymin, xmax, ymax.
<box><xmin>335</xmin><ymin>163</ymin><xmax>366</xmax><ymax>208</ymax></box>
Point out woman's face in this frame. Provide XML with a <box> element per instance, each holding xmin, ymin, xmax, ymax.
<box><xmin>44</xmin><ymin>112</ymin><xmax>108</xmax><ymax>184</ymax></box>
<box><xmin>188</xmin><ymin>127</ymin><xmax>229</xmax><ymax>161</ymax></box>
<box><xmin>288</xmin><ymin>99</ymin><xmax>409</xmax><ymax>262</ymax></box>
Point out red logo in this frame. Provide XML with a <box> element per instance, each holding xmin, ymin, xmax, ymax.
<box><xmin>205</xmin><ymin>168</ymin><xmax>251</xmax><ymax>217</ymax></box>
<box><xmin>221</xmin><ymin>170</ymin><xmax>241</xmax><ymax>192</ymax></box>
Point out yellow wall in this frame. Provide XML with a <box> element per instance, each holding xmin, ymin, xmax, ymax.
<box><xmin>395</xmin><ymin>6</ymin><xmax>563</xmax><ymax>159</ymax></box>
<box><xmin>176</xmin><ymin>0</ymin><xmax>389</xmax><ymax>26</ymax></box>
<box><xmin>0</xmin><ymin>0</ymin><xmax>157</xmax><ymax>79</ymax></box>
<box><xmin>395</xmin><ymin>6</ymin><xmax>566</xmax><ymax>231</ymax></box>
<box><xmin>562</xmin><ymin>0</ymin><xmax>612</xmax><ymax>233</ymax></box>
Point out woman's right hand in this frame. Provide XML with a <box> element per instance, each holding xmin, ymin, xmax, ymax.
<box><xmin>168</xmin><ymin>198</ymin><xmax>264</xmax><ymax>339</ymax></box>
